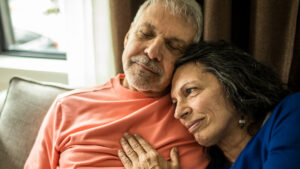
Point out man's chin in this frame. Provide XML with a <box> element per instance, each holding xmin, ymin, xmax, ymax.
<box><xmin>130</xmin><ymin>79</ymin><xmax>156</xmax><ymax>91</ymax></box>
<box><xmin>124</xmin><ymin>76</ymin><xmax>167</xmax><ymax>97</ymax></box>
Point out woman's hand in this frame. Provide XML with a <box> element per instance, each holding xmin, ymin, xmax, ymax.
<box><xmin>118</xmin><ymin>133</ymin><xmax>181</xmax><ymax>169</ymax></box>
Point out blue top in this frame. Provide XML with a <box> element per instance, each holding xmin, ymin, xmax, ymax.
<box><xmin>208</xmin><ymin>93</ymin><xmax>300</xmax><ymax>169</ymax></box>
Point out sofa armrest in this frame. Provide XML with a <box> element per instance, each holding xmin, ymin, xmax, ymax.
<box><xmin>0</xmin><ymin>90</ymin><xmax>7</xmax><ymax>114</ymax></box>
<box><xmin>0</xmin><ymin>76</ymin><xmax>72</xmax><ymax>169</ymax></box>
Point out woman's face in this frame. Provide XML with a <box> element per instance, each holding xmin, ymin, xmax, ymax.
<box><xmin>171</xmin><ymin>62</ymin><xmax>239</xmax><ymax>146</ymax></box>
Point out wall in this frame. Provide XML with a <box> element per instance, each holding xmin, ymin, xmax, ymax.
<box><xmin>0</xmin><ymin>56</ymin><xmax>68</xmax><ymax>91</ymax></box>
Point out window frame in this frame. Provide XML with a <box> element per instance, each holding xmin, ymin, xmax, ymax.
<box><xmin>0</xmin><ymin>0</ymin><xmax>66</xmax><ymax>60</ymax></box>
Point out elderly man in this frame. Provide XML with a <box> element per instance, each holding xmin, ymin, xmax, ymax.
<box><xmin>24</xmin><ymin>0</ymin><xmax>208</xmax><ymax>168</ymax></box>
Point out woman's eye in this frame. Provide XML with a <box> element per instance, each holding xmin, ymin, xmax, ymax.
<box><xmin>186</xmin><ymin>88</ymin><xmax>195</xmax><ymax>94</ymax></box>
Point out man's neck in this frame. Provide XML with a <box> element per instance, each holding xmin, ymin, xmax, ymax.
<box><xmin>121</xmin><ymin>77</ymin><xmax>168</xmax><ymax>98</ymax></box>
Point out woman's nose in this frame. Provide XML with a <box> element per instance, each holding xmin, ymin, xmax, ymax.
<box><xmin>174</xmin><ymin>105</ymin><xmax>192</xmax><ymax>120</ymax></box>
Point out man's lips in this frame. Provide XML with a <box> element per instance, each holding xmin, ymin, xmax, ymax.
<box><xmin>186</xmin><ymin>117</ymin><xmax>205</xmax><ymax>133</ymax></box>
<box><xmin>136</xmin><ymin>62</ymin><xmax>158</xmax><ymax>74</ymax></box>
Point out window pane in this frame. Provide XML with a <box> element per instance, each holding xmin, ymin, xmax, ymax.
<box><xmin>8</xmin><ymin>0</ymin><xmax>66</xmax><ymax>54</ymax></box>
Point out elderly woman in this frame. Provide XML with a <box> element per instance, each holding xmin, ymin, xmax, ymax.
<box><xmin>117</xmin><ymin>41</ymin><xmax>300</xmax><ymax>169</ymax></box>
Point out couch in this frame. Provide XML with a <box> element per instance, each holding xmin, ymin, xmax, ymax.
<box><xmin>0</xmin><ymin>76</ymin><xmax>72</xmax><ymax>169</ymax></box>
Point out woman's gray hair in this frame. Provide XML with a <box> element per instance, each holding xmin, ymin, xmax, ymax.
<box><xmin>133</xmin><ymin>0</ymin><xmax>203</xmax><ymax>43</ymax></box>
<box><xmin>177</xmin><ymin>41</ymin><xmax>289</xmax><ymax>135</ymax></box>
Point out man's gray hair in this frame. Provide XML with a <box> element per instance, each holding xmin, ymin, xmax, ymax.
<box><xmin>133</xmin><ymin>0</ymin><xmax>203</xmax><ymax>43</ymax></box>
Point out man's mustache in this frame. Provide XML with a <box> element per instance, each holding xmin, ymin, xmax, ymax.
<box><xmin>131</xmin><ymin>55</ymin><xmax>163</xmax><ymax>74</ymax></box>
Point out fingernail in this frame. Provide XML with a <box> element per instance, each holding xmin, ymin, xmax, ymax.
<box><xmin>124</xmin><ymin>132</ymin><xmax>129</xmax><ymax>136</ymax></box>
<box><xmin>134</xmin><ymin>133</ymin><xmax>139</xmax><ymax>137</ymax></box>
<box><xmin>118</xmin><ymin>150</ymin><xmax>123</xmax><ymax>155</ymax></box>
<box><xmin>174</xmin><ymin>147</ymin><xmax>178</xmax><ymax>152</ymax></box>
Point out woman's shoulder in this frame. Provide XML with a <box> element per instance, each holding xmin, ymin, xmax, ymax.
<box><xmin>232</xmin><ymin>93</ymin><xmax>300</xmax><ymax>169</ymax></box>
<box><xmin>269</xmin><ymin>92</ymin><xmax>300</xmax><ymax>129</ymax></box>
<box><xmin>282</xmin><ymin>92</ymin><xmax>300</xmax><ymax>101</ymax></box>
<box><xmin>277</xmin><ymin>92</ymin><xmax>300</xmax><ymax>111</ymax></box>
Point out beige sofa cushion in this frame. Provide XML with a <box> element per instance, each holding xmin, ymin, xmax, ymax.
<box><xmin>0</xmin><ymin>90</ymin><xmax>7</xmax><ymax>114</ymax></box>
<box><xmin>0</xmin><ymin>77</ymin><xmax>71</xmax><ymax>169</ymax></box>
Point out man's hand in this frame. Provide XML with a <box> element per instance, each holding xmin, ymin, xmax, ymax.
<box><xmin>118</xmin><ymin>133</ymin><xmax>181</xmax><ymax>169</ymax></box>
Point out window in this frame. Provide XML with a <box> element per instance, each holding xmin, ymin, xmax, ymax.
<box><xmin>0</xmin><ymin>0</ymin><xmax>66</xmax><ymax>59</ymax></box>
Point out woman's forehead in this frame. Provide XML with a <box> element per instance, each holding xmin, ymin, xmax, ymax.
<box><xmin>171</xmin><ymin>64</ymin><xmax>199</xmax><ymax>91</ymax></box>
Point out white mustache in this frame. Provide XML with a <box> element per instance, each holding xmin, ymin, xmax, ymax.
<box><xmin>131</xmin><ymin>55</ymin><xmax>162</xmax><ymax>74</ymax></box>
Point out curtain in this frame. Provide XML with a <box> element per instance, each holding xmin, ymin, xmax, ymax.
<box><xmin>200</xmin><ymin>0</ymin><xmax>300</xmax><ymax>92</ymax></box>
<box><xmin>67</xmin><ymin>0</ymin><xmax>115</xmax><ymax>88</ymax></box>
<box><xmin>109</xmin><ymin>0</ymin><xmax>144</xmax><ymax>74</ymax></box>
<box><xmin>65</xmin><ymin>0</ymin><xmax>96</xmax><ymax>87</ymax></box>
<box><xmin>110</xmin><ymin>0</ymin><xmax>300</xmax><ymax>92</ymax></box>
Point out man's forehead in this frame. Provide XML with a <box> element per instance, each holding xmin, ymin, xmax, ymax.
<box><xmin>134</xmin><ymin>2</ymin><xmax>196</xmax><ymax>44</ymax></box>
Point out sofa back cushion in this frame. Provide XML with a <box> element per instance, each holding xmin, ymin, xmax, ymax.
<box><xmin>0</xmin><ymin>77</ymin><xmax>71</xmax><ymax>169</ymax></box>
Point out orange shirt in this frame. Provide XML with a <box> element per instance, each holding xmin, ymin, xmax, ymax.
<box><xmin>24</xmin><ymin>74</ymin><xmax>208</xmax><ymax>169</ymax></box>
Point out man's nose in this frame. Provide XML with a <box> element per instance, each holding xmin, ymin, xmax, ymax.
<box><xmin>174</xmin><ymin>103</ymin><xmax>192</xmax><ymax>120</ymax></box>
<box><xmin>144</xmin><ymin>38</ymin><xmax>163</xmax><ymax>61</ymax></box>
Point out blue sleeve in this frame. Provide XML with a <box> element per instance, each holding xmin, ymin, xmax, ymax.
<box><xmin>263</xmin><ymin>93</ymin><xmax>300</xmax><ymax>169</ymax></box>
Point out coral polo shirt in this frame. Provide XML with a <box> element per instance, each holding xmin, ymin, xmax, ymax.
<box><xmin>24</xmin><ymin>74</ymin><xmax>208</xmax><ymax>169</ymax></box>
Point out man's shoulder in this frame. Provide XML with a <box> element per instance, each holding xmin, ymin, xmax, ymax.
<box><xmin>57</xmin><ymin>80</ymin><xmax>113</xmax><ymax>102</ymax></box>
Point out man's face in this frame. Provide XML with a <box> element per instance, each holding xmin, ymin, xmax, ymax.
<box><xmin>122</xmin><ymin>2</ymin><xmax>196</xmax><ymax>97</ymax></box>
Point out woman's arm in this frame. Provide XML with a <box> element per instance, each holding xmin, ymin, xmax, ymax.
<box><xmin>118</xmin><ymin>133</ymin><xmax>181</xmax><ymax>169</ymax></box>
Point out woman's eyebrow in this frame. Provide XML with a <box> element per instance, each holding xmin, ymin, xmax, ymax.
<box><xmin>171</xmin><ymin>82</ymin><xmax>191</xmax><ymax>100</ymax></box>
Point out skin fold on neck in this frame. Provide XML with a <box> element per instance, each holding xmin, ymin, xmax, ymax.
<box><xmin>218</xmin><ymin>126</ymin><xmax>252</xmax><ymax>165</ymax></box>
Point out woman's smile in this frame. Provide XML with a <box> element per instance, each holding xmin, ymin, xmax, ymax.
<box><xmin>186</xmin><ymin>117</ymin><xmax>205</xmax><ymax>133</ymax></box>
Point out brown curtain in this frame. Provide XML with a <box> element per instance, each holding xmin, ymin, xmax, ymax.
<box><xmin>110</xmin><ymin>0</ymin><xmax>300</xmax><ymax>92</ymax></box>
<box><xmin>109</xmin><ymin>0</ymin><xmax>144</xmax><ymax>74</ymax></box>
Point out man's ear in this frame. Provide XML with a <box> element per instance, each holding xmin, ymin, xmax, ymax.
<box><xmin>124</xmin><ymin>23</ymin><xmax>133</xmax><ymax>48</ymax></box>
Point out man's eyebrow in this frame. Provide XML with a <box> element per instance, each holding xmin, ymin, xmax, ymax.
<box><xmin>140</xmin><ymin>22</ymin><xmax>155</xmax><ymax>30</ymax></box>
<box><xmin>139</xmin><ymin>22</ymin><xmax>187</xmax><ymax>46</ymax></box>
<box><xmin>166</xmin><ymin>37</ymin><xmax>187</xmax><ymax>46</ymax></box>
